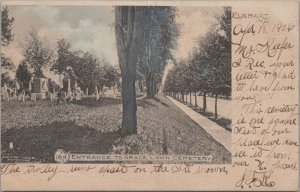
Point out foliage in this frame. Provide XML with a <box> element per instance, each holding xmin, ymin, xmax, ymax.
<box><xmin>72</xmin><ymin>51</ymin><xmax>106</xmax><ymax>93</ymax></box>
<box><xmin>1</xmin><ymin>6</ymin><xmax>14</xmax><ymax>46</ymax></box>
<box><xmin>102</xmin><ymin>62</ymin><xmax>119</xmax><ymax>88</ymax></box>
<box><xmin>23</xmin><ymin>28</ymin><xmax>54</xmax><ymax>78</ymax></box>
<box><xmin>15</xmin><ymin>61</ymin><xmax>32</xmax><ymax>91</ymax></box>
<box><xmin>136</xmin><ymin>7</ymin><xmax>180</xmax><ymax>98</ymax></box>
<box><xmin>51</xmin><ymin>39</ymin><xmax>74</xmax><ymax>75</ymax></box>
<box><xmin>1</xmin><ymin>73</ymin><xmax>15</xmax><ymax>88</ymax></box>
<box><xmin>1</xmin><ymin>6</ymin><xmax>15</xmax><ymax>87</ymax></box>
<box><xmin>47</xmin><ymin>78</ymin><xmax>59</xmax><ymax>93</ymax></box>
<box><xmin>51</xmin><ymin>39</ymin><xmax>119</xmax><ymax>93</ymax></box>
<box><xmin>1</xmin><ymin>53</ymin><xmax>15</xmax><ymax>86</ymax></box>
<box><xmin>164</xmin><ymin>7</ymin><xmax>231</xmax><ymax>97</ymax></box>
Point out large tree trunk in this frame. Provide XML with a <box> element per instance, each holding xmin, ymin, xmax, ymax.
<box><xmin>154</xmin><ymin>77</ymin><xmax>158</xmax><ymax>94</ymax></box>
<box><xmin>189</xmin><ymin>91</ymin><xmax>192</xmax><ymax>106</ymax></box>
<box><xmin>203</xmin><ymin>91</ymin><xmax>207</xmax><ymax>112</ymax></box>
<box><xmin>115</xmin><ymin>6</ymin><xmax>142</xmax><ymax>135</ymax></box>
<box><xmin>139</xmin><ymin>79</ymin><xmax>143</xmax><ymax>93</ymax></box>
<box><xmin>215</xmin><ymin>93</ymin><xmax>218</xmax><ymax>120</ymax></box>
<box><xmin>122</xmin><ymin>74</ymin><xmax>137</xmax><ymax>134</ymax></box>
<box><xmin>194</xmin><ymin>90</ymin><xmax>197</xmax><ymax>108</ymax></box>
<box><xmin>185</xmin><ymin>92</ymin><xmax>188</xmax><ymax>104</ymax></box>
<box><xmin>146</xmin><ymin>72</ymin><xmax>155</xmax><ymax>98</ymax></box>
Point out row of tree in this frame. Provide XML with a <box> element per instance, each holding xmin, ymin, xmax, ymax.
<box><xmin>163</xmin><ymin>7</ymin><xmax>231</xmax><ymax>119</ymax></box>
<box><xmin>51</xmin><ymin>38</ymin><xmax>120</xmax><ymax>94</ymax></box>
<box><xmin>135</xmin><ymin>7</ymin><xmax>179</xmax><ymax>98</ymax></box>
<box><xmin>17</xmin><ymin>33</ymin><xmax>120</xmax><ymax>94</ymax></box>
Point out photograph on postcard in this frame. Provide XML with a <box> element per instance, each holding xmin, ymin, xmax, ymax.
<box><xmin>1</xmin><ymin>5</ymin><xmax>232</xmax><ymax>164</ymax></box>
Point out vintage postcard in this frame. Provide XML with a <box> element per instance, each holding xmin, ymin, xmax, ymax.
<box><xmin>1</xmin><ymin>0</ymin><xmax>299</xmax><ymax>191</ymax></box>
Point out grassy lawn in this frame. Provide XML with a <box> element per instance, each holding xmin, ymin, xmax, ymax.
<box><xmin>1</xmin><ymin>95</ymin><xmax>231</xmax><ymax>164</ymax></box>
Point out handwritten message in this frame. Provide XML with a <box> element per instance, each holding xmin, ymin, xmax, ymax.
<box><xmin>1</xmin><ymin>163</ymin><xmax>229</xmax><ymax>182</ymax></box>
<box><xmin>232</xmin><ymin>9</ymin><xmax>298</xmax><ymax>190</ymax></box>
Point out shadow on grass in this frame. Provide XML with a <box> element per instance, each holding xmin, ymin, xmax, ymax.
<box><xmin>212</xmin><ymin>117</ymin><xmax>232</xmax><ymax>132</ymax></box>
<box><xmin>1</xmin><ymin>100</ymin><xmax>68</xmax><ymax>110</ymax></box>
<box><xmin>153</xmin><ymin>97</ymin><xmax>169</xmax><ymax>107</ymax></box>
<box><xmin>137</xmin><ymin>96</ymin><xmax>170</xmax><ymax>109</ymax></box>
<box><xmin>136</xmin><ymin>97</ymin><xmax>156</xmax><ymax>108</ymax></box>
<box><xmin>193</xmin><ymin>108</ymin><xmax>232</xmax><ymax>132</ymax></box>
<box><xmin>71</xmin><ymin>97</ymin><xmax>122</xmax><ymax>108</ymax></box>
<box><xmin>71</xmin><ymin>95</ymin><xmax>167</xmax><ymax>110</ymax></box>
<box><xmin>1</xmin><ymin>121</ymin><xmax>121</xmax><ymax>163</ymax></box>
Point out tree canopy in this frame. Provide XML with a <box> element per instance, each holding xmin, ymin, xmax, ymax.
<box><xmin>51</xmin><ymin>39</ymin><xmax>119</xmax><ymax>93</ymax></box>
<box><xmin>164</xmin><ymin>7</ymin><xmax>231</xmax><ymax>98</ymax></box>
<box><xmin>23</xmin><ymin>29</ymin><xmax>54</xmax><ymax>78</ymax></box>
<box><xmin>136</xmin><ymin>7</ymin><xmax>180</xmax><ymax>98</ymax></box>
<box><xmin>1</xmin><ymin>6</ymin><xmax>15</xmax><ymax>87</ymax></box>
<box><xmin>1</xmin><ymin>6</ymin><xmax>14</xmax><ymax>46</ymax></box>
<box><xmin>16</xmin><ymin>61</ymin><xmax>32</xmax><ymax>91</ymax></box>
<box><xmin>164</xmin><ymin>7</ymin><xmax>231</xmax><ymax>119</ymax></box>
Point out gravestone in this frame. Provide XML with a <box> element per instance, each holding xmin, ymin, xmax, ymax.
<box><xmin>29</xmin><ymin>79</ymin><xmax>32</xmax><ymax>91</ymax></box>
<box><xmin>32</xmin><ymin>78</ymin><xmax>48</xmax><ymax>100</ymax></box>
<box><xmin>22</xmin><ymin>92</ymin><xmax>25</xmax><ymax>102</ymax></box>
<box><xmin>2</xmin><ymin>83</ymin><xmax>9</xmax><ymax>101</ymax></box>
<box><xmin>47</xmin><ymin>92</ymin><xmax>53</xmax><ymax>101</ymax></box>
<box><xmin>74</xmin><ymin>81</ymin><xmax>81</xmax><ymax>100</ymax></box>
<box><xmin>67</xmin><ymin>79</ymin><xmax>72</xmax><ymax>98</ymax></box>
<box><xmin>76</xmin><ymin>88</ymin><xmax>82</xmax><ymax>100</ymax></box>
<box><xmin>13</xmin><ymin>87</ymin><xmax>17</xmax><ymax>98</ymax></box>
<box><xmin>95</xmin><ymin>86</ymin><xmax>99</xmax><ymax>100</ymax></box>
<box><xmin>61</xmin><ymin>91</ymin><xmax>66</xmax><ymax>102</ymax></box>
<box><xmin>135</xmin><ymin>81</ymin><xmax>139</xmax><ymax>94</ymax></box>
<box><xmin>31</xmin><ymin>93</ymin><xmax>36</xmax><ymax>101</ymax></box>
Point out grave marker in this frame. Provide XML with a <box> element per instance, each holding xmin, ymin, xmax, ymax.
<box><xmin>2</xmin><ymin>83</ymin><xmax>9</xmax><ymax>101</ymax></box>
<box><xmin>67</xmin><ymin>78</ymin><xmax>72</xmax><ymax>98</ymax></box>
<box><xmin>32</xmin><ymin>78</ymin><xmax>48</xmax><ymax>100</ymax></box>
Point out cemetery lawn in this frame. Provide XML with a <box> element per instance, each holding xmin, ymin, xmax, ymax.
<box><xmin>1</xmin><ymin>95</ymin><xmax>231</xmax><ymax>164</ymax></box>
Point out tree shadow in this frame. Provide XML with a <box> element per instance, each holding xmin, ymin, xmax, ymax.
<box><xmin>137</xmin><ymin>96</ymin><xmax>170</xmax><ymax>108</ymax></box>
<box><xmin>1</xmin><ymin>121</ymin><xmax>121</xmax><ymax>163</ymax></box>
<box><xmin>195</xmin><ymin>108</ymin><xmax>232</xmax><ymax>132</ymax></box>
<box><xmin>71</xmin><ymin>97</ymin><xmax>122</xmax><ymax>108</ymax></box>
<box><xmin>136</xmin><ymin>97</ymin><xmax>156</xmax><ymax>108</ymax></box>
<box><xmin>153</xmin><ymin>97</ymin><xmax>169</xmax><ymax>107</ymax></box>
<box><xmin>212</xmin><ymin>117</ymin><xmax>231</xmax><ymax>132</ymax></box>
<box><xmin>71</xmin><ymin>95</ymin><xmax>169</xmax><ymax>109</ymax></box>
<box><xmin>196</xmin><ymin>110</ymin><xmax>214</xmax><ymax>117</ymax></box>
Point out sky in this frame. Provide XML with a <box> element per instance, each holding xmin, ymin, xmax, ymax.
<box><xmin>3</xmin><ymin>5</ymin><xmax>116</xmax><ymax>66</ymax></box>
<box><xmin>176</xmin><ymin>7</ymin><xmax>222</xmax><ymax>59</ymax></box>
<box><xmin>2</xmin><ymin>5</ymin><xmax>222</xmax><ymax>81</ymax></box>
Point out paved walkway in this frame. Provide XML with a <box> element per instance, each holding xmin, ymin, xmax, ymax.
<box><xmin>167</xmin><ymin>96</ymin><xmax>231</xmax><ymax>152</ymax></box>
